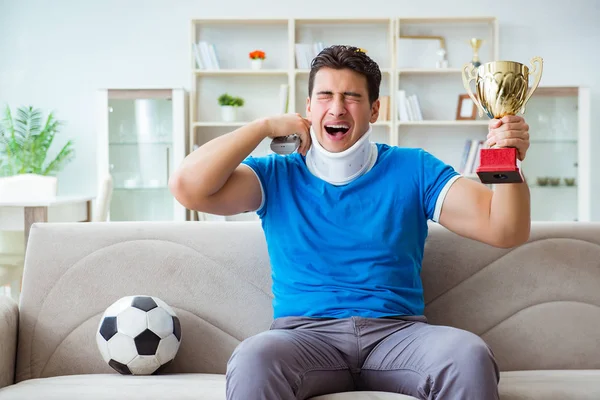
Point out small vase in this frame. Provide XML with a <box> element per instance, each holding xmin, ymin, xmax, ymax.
<box><xmin>0</xmin><ymin>173</ymin><xmax>58</xmax><ymax>201</ymax></box>
<box><xmin>250</xmin><ymin>59</ymin><xmax>263</xmax><ymax>70</ymax></box>
<box><xmin>221</xmin><ymin>106</ymin><xmax>237</xmax><ymax>122</ymax></box>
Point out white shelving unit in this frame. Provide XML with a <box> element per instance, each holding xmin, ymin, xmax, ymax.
<box><xmin>395</xmin><ymin>17</ymin><xmax>499</xmax><ymax>170</ymax></box>
<box><xmin>521</xmin><ymin>86</ymin><xmax>591</xmax><ymax>222</ymax></box>
<box><xmin>188</xmin><ymin>17</ymin><xmax>591</xmax><ymax>222</ymax></box>
<box><xmin>97</xmin><ymin>88</ymin><xmax>188</xmax><ymax>222</ymax></box>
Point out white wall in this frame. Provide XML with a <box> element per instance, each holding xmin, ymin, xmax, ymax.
<box><xmin>1</xmin><ymin>0</ymin><xmax>599</xmax><ymax>218</ymax></box>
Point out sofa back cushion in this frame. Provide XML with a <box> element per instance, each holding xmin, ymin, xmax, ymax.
<box><xmin>15</xmin><ymin>221</ymin><xmax>274</xmax><ymax>382</ymax></box>
<box><xmin>421</xmin><ymin>221</ymin><xmax>600</xmax><ymax>372</ymax></box>
<box><xmin>15</xmin><ymin>221</ymin><xmax>600</xmax><ymax>382</ymax></box>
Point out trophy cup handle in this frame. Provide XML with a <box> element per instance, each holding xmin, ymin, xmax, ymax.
<box><xmin>461</xmin><ymin>62</ymin><xmax>484</xmax><ymax>117</ymax></box>
<box><xmin>521</xmin><ymin>56</ymin><xmax>543</xmax><ymax>113</ymax></box>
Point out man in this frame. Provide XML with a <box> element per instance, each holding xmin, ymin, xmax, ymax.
<box><xmin>169</xmin><ymin>45</ymin><xmax>531</xmax><ymax>400</ymax></box>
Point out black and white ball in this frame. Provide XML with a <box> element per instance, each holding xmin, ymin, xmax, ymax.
<box><xmin>96</xmin><ymin>295</ymin><xmax>181</xmax><ymax>375</ymax></box>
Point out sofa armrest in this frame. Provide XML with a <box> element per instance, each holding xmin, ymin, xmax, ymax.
<box><xmin>0</xmin><ymin>295</ymin><xmax>17</xmax><ymax>389</ymax></box>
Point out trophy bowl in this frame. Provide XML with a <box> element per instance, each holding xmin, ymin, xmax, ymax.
<box><xmin>462</xmin><ymin>57</ymin><xmax>543</xmax><ymax>184</ymax></box>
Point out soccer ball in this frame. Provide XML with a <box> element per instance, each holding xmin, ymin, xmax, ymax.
<box><xmin>96</xmin><ymin>295</ymin><xmax>182</xmax><ymax>375</ymax></box>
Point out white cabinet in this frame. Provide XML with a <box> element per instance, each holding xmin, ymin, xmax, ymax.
<box><xmin>97</xmin><ymin>89</ymin><xmax>187</xmax><ymax>222</ymax></box>
<box><xmin>521</xmin><ymin>87</ymin><xmax>591</xmax><ymax>222</ymax></box>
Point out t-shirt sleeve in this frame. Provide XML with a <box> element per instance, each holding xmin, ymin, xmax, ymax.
<box><xmin>240</xmin><ymin>155</ymin><xmax>271</xmax><ymax>218</ymax></box>
<box><xmin>420</xmin><ymin>150</ymin><xmax>461</xmax><ymax>223</ymax></box>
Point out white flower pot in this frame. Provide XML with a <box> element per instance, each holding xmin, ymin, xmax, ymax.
<box><xmin>250</xmin><ymin>59</ymin><xmax>263</xmax><ymax>70</ymax></box>
<box><xmin>0</xmin><ymin>173</ymin><xmax>58</xmax><ymax>201</ymax></box>
<box><xmin>220</xmin><ymin>106</ymin><xmax>237</xmax><ymax>122</ymax></box>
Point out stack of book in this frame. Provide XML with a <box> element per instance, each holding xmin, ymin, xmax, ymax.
<box><xmin>460</xmin><ymin>139</ymin><xmax>484</xmax><ymax>176</ymax></box>
<box><xmin>295</xmin><ymin>42</ymin><xmax>326</xmax><ymax>69</ymax></box>
<box><xmin>397</xmin><ymin>90</ymin><xmax>423</xmax><ymax>121</ymax></box>
<box><xmin>278</xmin><ymin>84</ymin><xmax>289</xmax><ymax>114</ymax></box>
<box><xmin>378</xmin><ymin>96</ymin><xmax>390</xmax><ymax>121</ymax></box>
<box><xmin>192</xmin><ymin>41</ymin><xmax>220</xmax><ymax>70</ymax></box>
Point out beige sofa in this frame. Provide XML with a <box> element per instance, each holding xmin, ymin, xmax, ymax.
<box><xmin>0</xmin><ymin>220</ymin><xmax>599</xmax><ymax>399</ymax></box>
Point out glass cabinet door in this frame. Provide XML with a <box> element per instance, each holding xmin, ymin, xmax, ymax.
<box><xmin>102</xmin><ymin>89</ymin><xmax>186</xmax><ymax>221</ymax></box>
<box><xmin>521</xmin><ymin>87</ymin><xmax>583</xmax><ymax>221</ymax></box>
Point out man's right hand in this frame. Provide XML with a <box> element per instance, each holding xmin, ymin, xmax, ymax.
<box><xmin>170</xmin><ymin>113</ymin><xmax>312</xmax><ymax>216</ymax></box>
<box><xmin>265</xmin><ymin>113</ymin><xmax>312</xmax><ymax>156</ymax></box>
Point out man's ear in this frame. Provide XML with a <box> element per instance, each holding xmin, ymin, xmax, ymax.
<box><xmin>305</xmin><ymin>96</ymin><xmax>312</xmax><ymax>119</ymax></box>
<box><xmin>369</xmin><ymin>99</ymin><xmax>380</xmax><ymax>123</ymax></box>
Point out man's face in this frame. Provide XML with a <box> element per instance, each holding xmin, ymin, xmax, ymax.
<box><xmin>306</xmin><ymin>67</ymin><xmax>379</xmax><ymax>153</ymax></box>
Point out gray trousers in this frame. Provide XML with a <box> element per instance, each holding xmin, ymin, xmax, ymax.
<box><xmin>226</xmin><ymin>316</ymin><xmax>500</xmax><ymax>400</ymax></box>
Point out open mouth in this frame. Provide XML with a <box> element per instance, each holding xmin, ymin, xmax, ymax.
<box><xmin>324</xmin><ymin>124</ymin><xmax>350</xmax><ymax>139</ymax></box>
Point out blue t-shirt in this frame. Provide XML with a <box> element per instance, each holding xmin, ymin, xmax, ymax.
<box><xmin>241</xmin><ymin>143</ymin><xmax>459</xmax><ymax>319</ymax></box>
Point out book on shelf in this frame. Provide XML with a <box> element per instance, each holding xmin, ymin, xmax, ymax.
<box><xmin>279</xmin><ymin>84</ymin><xmax>289</xmax><ymax>114</ymax></box>
<box><xmin>295</xmin><ymin>42</ymin><xmax>325</xmax><ymax>69</ymax></box>
<box><xmin>193</xmin><ymin>41</ymin><xmax>220</xmax><ymax>70</ymax></box>
<box><xmin>397</xmin><ymin>90</ymin><xmax>423</xmax><ymax>121</ymax></box>
<box><xmin>378</xmin><ymin>95</ymin><xmax>390</xmax><ymax>121</ymax></box>
<box><xmin>460</xmin><ymin>139</ymin><xmax>484</xmax><ymax>175</ymax></box>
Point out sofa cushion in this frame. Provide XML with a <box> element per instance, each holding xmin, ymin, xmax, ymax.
<box><xmin>499</xmin><ymin>370</ymin><xmax>600</xmax><ymax>399</ymax></box>
<box><xmin>0</xmin><ymin>373</ymin><xmax>415</xmax><ymax>400</ymax></box>
<box><xmin>1</xmin><ymin>370</ymin><xmax>600</xmax><ymax>399</ymax></box>
<box><xmin>302</xmin><ymin>371</ymin><xmax>600</xmax><ymax>399</ymax></box>
<box><xmin>312</xmin><ymin>393</ymin><xmax>417</xmax><ymax>399</ymax></box>
<box><xmin>0</xmin><ymin>374</ymin><xmax>226</xmax><ymax>400</ymax></box>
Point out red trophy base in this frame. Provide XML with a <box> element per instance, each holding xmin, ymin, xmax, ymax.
<box><xmin>476</xmin><ymin>147</ymin><xmax>523</xmax><ymax>184</ymax></box>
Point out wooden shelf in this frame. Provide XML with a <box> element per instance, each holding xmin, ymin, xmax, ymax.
<box><xmin>534</xmin><ymin>87</ymin><xmax>580</xmax><ymax>97</ymax></box>
<box><xmin>530</xmin><ymin>184</ymin><xmax>578</xmax><ymax>189</ymax></box>
<box><xmin>398</xmin><ymin>68</ymin><xmax>463</xmax><ymax>74</ymax></box>
<box><xmin>398</xmin><ymin>16</ymin><xmax>496</xmax><ymax>24</ymax></box>
<box><xmin>295</xmin><ymin>68</ymin><xmax>393</xmax><ymax>75</ymax></box>
<box><xmin>530</xmin><ymin>139</ymin><xmax>578</xmax><ymax>143</ymax></box>
<box><xmin>194</xmin><ymin>69</ymin><xmax>288</xmax><ymax>76</ymax></box>
<box><xmin>191</xmin><ymin>18</ymin><xmax>288</xmax><ymax>25</ymax></box>
<box><xmin>399</xmin><ymin>120</ymin><xmax>489</xmax><ymax>126</ymax></box>
<box><xmin>114</xmin><ymin>187</ymin><xmax>169</xmax><ymax>191</ymax></box>
<box><xmin>294</xmin><ymin>18</ymin><xmax>391</xmax><ymax>24</ymax></box>
<box><xmin>193</xmin><ymin>122</ymin><xmax>247</xmax><ymax>127</ymax></box>
<box><xmin>193</xmin><ymin>121</ymin><xmax>393</xmax><ymax>128</ymax></box>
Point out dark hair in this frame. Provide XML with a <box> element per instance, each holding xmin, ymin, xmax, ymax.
<box><xmin>308</xmin><ymin>45</ymin><xmax>382</xmax><ymax>105</ymax></box>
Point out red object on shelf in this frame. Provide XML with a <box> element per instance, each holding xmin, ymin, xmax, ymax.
<box><xmin>476</xmin><ymin>147</ymin><xmax>523</xmax><ymax>184</ymax></box>
<box><xmin>249</xmin><ymin>50</ymin><xmax>266</xmax><ymax>60</ymax></box>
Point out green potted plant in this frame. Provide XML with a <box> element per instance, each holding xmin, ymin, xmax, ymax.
<box><xmin>218</xmin><ymin>93</ymin><xmax>244</xmax><ymax>122</ymax></box>
<box><xmin>0</xmin><ymin>105</ymin><xmax>75</xmax><ymax>199</ymax></box>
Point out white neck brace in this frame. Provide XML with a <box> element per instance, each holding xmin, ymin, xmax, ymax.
<box><xmin>305</xmin><ymin>124</ymin><xmax>377</xmax><ymax>186</ymax></box>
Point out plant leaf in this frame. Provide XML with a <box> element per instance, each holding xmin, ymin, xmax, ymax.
<box><xmin>0</xmin><ymin>105</ymin><xmax>74</xmax><ymax>177</ymax></box>
<box><xmin>41</xmin><ymin>140</ymin><xmax>75</xmax><ymax>176</ymax></box>
<box><xmin>31</xmin><ymin>112</ymin><xmax>61</xmax><ymax>173</ymax></box>
<box><xmin>15</xmin><ymin>107</ymin><xmax>42</xmax><ymax>173</ymax></box>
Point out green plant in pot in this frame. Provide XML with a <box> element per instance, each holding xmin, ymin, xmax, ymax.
<box><xmin>0</xmin><ymin>105</ymin><xmax>75</xmax><ymax>199</ymax></box>
<box><xmin>218</xmin><ymin>93</ymin><xmax>244</xmax><ymax>122</ymax></box>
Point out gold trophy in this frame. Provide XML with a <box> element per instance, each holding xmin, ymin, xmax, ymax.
<box><xmin>462</xmin><ymin>57</ymin><xmax>543</xmax><ymax>184</ymax></box>
<box><xmin>469</xmin><ymin>38</ymin><xmax>483</xmax><ymax>67</ymax></box>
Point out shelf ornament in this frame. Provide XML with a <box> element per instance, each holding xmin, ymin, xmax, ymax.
<box><xmin>249</xmin><ymin>50</ymin><xmax>266</xmax><ymax>70</ymax></box>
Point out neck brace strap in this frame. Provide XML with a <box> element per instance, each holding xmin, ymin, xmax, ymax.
<box><xmin>305</xmin><ymin>124</ymin><xmax>377</xmax><ymax>186</ymax></box>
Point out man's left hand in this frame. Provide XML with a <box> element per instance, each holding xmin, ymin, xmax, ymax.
<box><xmin>486</xmin><ymin>115</ymin><xmax>530</xmax><ymax>161</ymax></box>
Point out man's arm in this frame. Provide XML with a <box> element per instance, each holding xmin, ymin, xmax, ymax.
<box><xmin>438</xmin><ymin>115</ymin><xmax>531</xmax><ymax>248</ymax></box>
<box><xmin>168</xmin><ymin>114</ymin><xmax>311</xmax><ymax>215</ymax></box>
<box><xmin>438</xmin><ymin>178</ymin><xmax>530</xmax><ymax>248</ymax></box>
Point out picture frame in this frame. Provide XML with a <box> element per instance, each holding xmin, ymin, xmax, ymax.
<box><xmin>456</xmin><ymin>94</ymin><xmax>477</xmax><ymax>120</ymax></box>
<box><xmin>397</xmin><ymin>35</ymin><xmax>446</xmax><ymax>69</ymax></box>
